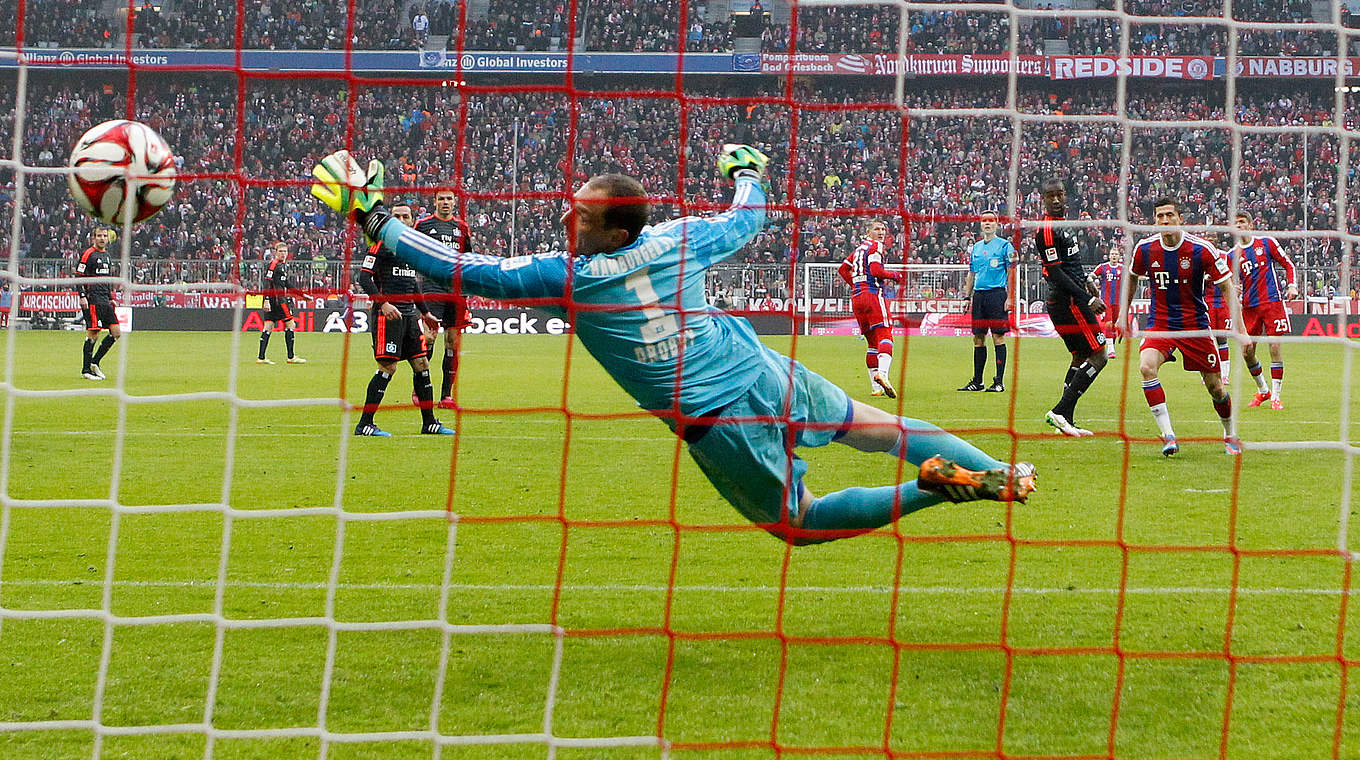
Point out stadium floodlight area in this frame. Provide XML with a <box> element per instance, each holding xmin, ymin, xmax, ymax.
<box><xmin>2</xmin><ymin>1</ymin><xmax>1360</xmax><ymax>759</ymax></box>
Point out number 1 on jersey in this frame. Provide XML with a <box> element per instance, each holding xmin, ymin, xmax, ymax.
<box><xmin>624</xmin><ymin>268</ymin><xmax>681</xmax><ymax>344</ymax></box>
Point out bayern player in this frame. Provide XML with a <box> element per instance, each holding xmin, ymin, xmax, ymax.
<box><xmin>309</xmin><ymin>145</ymin><xmax>1036</xmax><ymax>545</ymax></box>
<box><xmin>1119</xmin><ymin>197</ymin><xmax>1247</xmax><ymax>456</ymax></box>
<box><xmin>414</xmin><ymin>189</ymin><xmax>474</xmax><ymax>408</ymax></box>
<box><xmin>1230</xmin><ymin>212</ymin><xmax>1297</xmax><ymax>409</ymax></box>
<box><xmin>1087</xmin><ymin>245</ymin><xmax>1122</xmax><ymax>360</ymax></box>
<box><xmin>959</xmin><ymin>211</ymin><xmax>1014</xmax><ymax>393</ymax></box>
<box><xmin>76</xmin><ymin>227</ymin><xmax>120</xmax><ymax>380</ymax></box>
<box><xmin>837</xmin><ymin>220</ymin><xmax>905</xmax><ymax>398</ymax></box>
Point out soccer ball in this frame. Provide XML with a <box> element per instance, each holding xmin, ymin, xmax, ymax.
<box><xmin>67</xmin><ymin>119</ymin><xmax>177</xmax><ymax>225</ymax></box>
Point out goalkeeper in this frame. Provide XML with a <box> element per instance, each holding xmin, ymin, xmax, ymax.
<box><xmin>311</xmin><ymin>146</ymin><xmax>1036</xmax><ymax>544</ymax></box>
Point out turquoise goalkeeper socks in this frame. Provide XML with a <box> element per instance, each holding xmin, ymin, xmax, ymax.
<box><xmin>891</xmin><ymin>417</ymin><xmax>1003</xmax><ymax>471</ymax></box>
<box><xmin>797</xmin><ymin>482</ymin><xmax>942</xmax><ymax>542</ymax></box>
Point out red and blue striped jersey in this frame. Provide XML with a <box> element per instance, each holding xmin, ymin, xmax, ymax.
<box><xmin>1232</xmin><ymin>235</ymin><xmax>1295</xmax><ymax>308</ymax></box>
<box><xmin>843</xmin><ymin>238</ymin><xmax>894</xmax><ymax>296</ymax></box>
<box><xmin>1089</xmin><ymin>261</ymin><xmax>1122</xmax><ymax>307</ymax></box>
<box><xmin>1130</xmin><ymin>232</ymin><xmax>1232</xmax><ymax>332</ymax></box>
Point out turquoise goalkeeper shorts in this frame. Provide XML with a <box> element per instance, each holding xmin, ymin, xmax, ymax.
<box><xmin>681</xmin><ymin>353</ymin><xmax>853</xmax><ymax>529</ymax></box>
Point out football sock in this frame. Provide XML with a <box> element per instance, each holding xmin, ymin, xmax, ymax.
<box><xmin>796</xmin><ymin>483</ymin><xmax>943</xmax><ymax>544</ymax></box>
<box><xmin>359</xmin><ymin>369</ymin><xmax>392</xmax><ymax>426</ymax></box>
<box><xmin>1065</xmin><ymin>362</ymin><xmax>1077</xmax><ymax>388</ymax></box>
<box><xmin>1053</xmin><ymin>359</ymin><xmax>1102</xmax><ymax>420</ymax></box>
<box><xmin>1270</xmin><ymin>362</ymin><xmax>1283</xmax><ymax>398</ymax></box>
<box><xmin>876</xmin><ymin>343</ymin><xmax>893</xmax><ymax>375</ymax></box>
<box><xmin>91</xmin><ymin>334</ymin><xmax>117</xmax><ymax>364</ymax></box>
<box><xmin>1142</xmin><ymin>380</ymin><xmax>1175</xmax><ymax>438</ymax></box>
<box><xmin>1217</xmin><ymin>340</ymin><xmax>1230</xmax><ymax>381</ymax></box>
<box><xmin>890</xmin><ymin>417</ymin><xmax>1003</xmax><ymax>471</ymax></box>
<box><xmin>284</xmin><ymin>329</ymin><xmax>295</xmax><ymax>359</ymax></box>
<box><xmin>972</xmin><ymin>346</ymin><xmax>985</xmax><ymax>383</ymax></box>
<box><xmin>413</xmin><ymin>369</ymin><xmax>437</xmax><ymax>425</ymax></box>
<box><xmin>441</xmin><ymin>348</ymin><xmax>457</xmax><ymax>399</ymax></box>
<box><xmin>866</xmin><ymin>349</ymin><xmax>878</xmax><ymax>387</ymax></box>
<box><xmin>1246</xmin><ymin>360</ymin><xmax>1267</xmax><ymax>393</ymax></box>
<box><xmin>1211</xmin><ymin>391</ymin><xmax>1234</xmax><ymax>436</ymax></box>
<box><xmin>258</xmin><ymin>330</ymin><xmax>271</xmax><ymax>360</ymax></box>
<box><xmin>82</xmin><ymin>337</ymin><xmax>94</xmax><ymax>371</ymax></box>
<box><xmin>993</xmin><ymin>343</ymin><xmax>1006</xmax><ymax>383</ymax></box>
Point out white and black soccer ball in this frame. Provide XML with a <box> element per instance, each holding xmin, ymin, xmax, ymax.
<box><xmin>67</xmin><ymin>119</ymin><xmax>177</xmax><ymax>225</ymax></box>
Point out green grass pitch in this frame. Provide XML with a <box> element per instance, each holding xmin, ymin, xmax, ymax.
<box><xmin>2</xmin><ymin>328</ymin><xmax>1359</xmax><ymax>759</ymax></box>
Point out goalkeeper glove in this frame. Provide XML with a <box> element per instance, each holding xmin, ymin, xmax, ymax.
<box><xmin>310</xmin><ymin>150</ymin><xmax>385</xmax><ymax>219</ymax></box>
<box><xmin>717</xmin><ymin>143</ymin><xmax>770</xmax><ymax>182</ymax></box>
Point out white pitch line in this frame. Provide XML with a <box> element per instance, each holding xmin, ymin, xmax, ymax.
<box><xmin>5</xmin><ymin>431</ymin><xmax>672</xmax><ymax>441</ymax></box>
<box><xmin>0</xmin><ymin>578</ymin><xmax>1349</xmax><ymax>596</ymax></box>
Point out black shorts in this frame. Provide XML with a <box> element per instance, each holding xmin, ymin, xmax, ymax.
<box><xmin>372</xmin><ymin>310</ymin><xmax>430</xmax><ymax>362</ymax></box>
<box><xmin>1048</xmin><ymin>299</ymin><xmax>1107</xmax><ymax>355</ymax></box>
<box><xmin>265</xmin><ymin>299</ymin><xmax>293</xmax><ymax>324</ymax></box>
<box><xmin>971</xmin><ymin>289</ymin><xmax>1008</xmax><ymax>336</ymax></box>
<box><xmin>425</xmin><ymin>295</ymin><xmax>470</xmax><ymax>330</ymax></box>
<box><xmin>85</xmin><ymin>301</ymin><xmax>117</xmax><ymax>330</ymax></box>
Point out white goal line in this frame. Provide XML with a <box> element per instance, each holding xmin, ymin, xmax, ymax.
<box><xmin>0</xmin><ymin>577</ymin><xmax>1351</xmax><ymax>596</ymax></box>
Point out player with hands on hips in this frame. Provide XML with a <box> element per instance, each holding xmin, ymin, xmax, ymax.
<box><xmin>1230</xmin><ymin>212</ymin><xmax>1297</xmax><ymax>410</ymax></box>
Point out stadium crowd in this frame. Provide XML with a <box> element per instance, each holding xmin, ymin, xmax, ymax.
<box><xmin>4</xmin><ymin>0</ymin><xmax>1353</xmax><ymax>55</ymax></box>
<box><xmin>1</xmin><ymin>71</ymin><xmax>1353</xmax><ymax>300</ymax></box>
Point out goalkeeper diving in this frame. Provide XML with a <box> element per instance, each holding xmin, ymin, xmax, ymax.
<box><xmin>311</xmin><ymin>145</ymin><xmax>1035</xmax><ymax>544</ymax></box>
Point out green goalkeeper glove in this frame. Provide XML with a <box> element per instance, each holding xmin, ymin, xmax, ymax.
<box><xmin>717</xmin><ymin>143</ymin><xmax>770</xmax><ymax>181</ymax></box>
<box><xmin>310</xmin><ymin>150</ymin><xmax>385</xmax><ymax>218</ymax></box>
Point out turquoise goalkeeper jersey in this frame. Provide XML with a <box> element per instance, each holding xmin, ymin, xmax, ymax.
<box><xmin>379</xmin><ymin>176</ymin><xmax>770</xmax><ymax>416</ymax></box>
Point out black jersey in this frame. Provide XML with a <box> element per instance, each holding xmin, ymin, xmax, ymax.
<box><xmin>263</xmin><ymin>257</ymin><xmax>291</xmax><ymax>309</ymax></box>
<box><xmin>413</xmin><ymin>214</ymin><xmax>472</xmax><ymax>294</ymax></box>
<box><xmin>75</xmin><ymin>246</ymin><xmax>114</xmax><ymax>304</ymax></box>
<box><xmin>359</xmin><ymin>241</ymin><xmax>425</xmax><ymax>316</ymax></box>
<box><xmin>1035</xmin><ymin>217</ymin><xmax>1089</xmax><ymax>305</ymax></box>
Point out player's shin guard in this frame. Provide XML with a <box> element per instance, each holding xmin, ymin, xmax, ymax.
<box><xmin>1212</xmin><ymin>391</ymin><xmax>1234</xmax><ymax>436</ymax></box>
<box><xmin>1217</xmin><ymin>340</ymin><xmax>1230</xmax><ymax>381</ymax></box>
<box><xmin>360</xmin><ymin>370</ymin><xmax>392</xmax><ymax>426</ymax></box>
<box><xmin>413</xmin><ymin>369</ymin><xmax>437</xmax><ymax>425</ymax></box>
<box><xmin>972</xmin><ymin>345</ymin><xmax>985</xmax><ymax>384</ymax></box>
<box><xmin>1246</xmin><ymin>360</ymin><xmax>1267</xmax><ymax>393</ymax></box>
<box><xmin>441</xmin><ymin>348</ymin><xmax>457</xmax><ymax>400</ymax></box>
<box><xmin>1142</xmin><ymin>380</ymin><xmax>1175</xmax><ymax>438</ymax></box>
<box><xmin>993</xmin><ymin>343</ymin><xmax>1007</xmax><ymax>383</ymax></box>
<box><xmin>258</xmin><ymin>330</ymin><xmax>271</xmax><ymax>360</ymax></box>
<box><xmin>1053</xmin><ymin>359</ymin><xmax>1102</xmax><ymax>419</ymax></box>
<box><xmin>889</xmin><ymin>417</ymin><xmax>1003</xmax><ymax>471</ymax></box>
<box><xmin>91</xmin><ymin>334</ymin><xmax>117</xmax><ymax>364</ymax></box>
<box><xmin>796</xmin><ymin>483</ymin><xmax>942</xmax><ymax>543</ymax></box>
<box><xmin>1271</xmin><ymin>362</ymin><xmax>1283</xmax><ymax>398</ymax></box>
<box><xmin>1064</xmin><ymin>363</ymin><xmax>1077</xmax><ymax>388</ymax></box>
<box><xmin>876</xmin><ymin>331</ymin><xmax>894</xmax><ymax>375</ymax></box>
<box><xmin>284</xmin><ymin>329</ymin><xmax>295</xmax><ymax>360</ymax></box>
<box><xmin>82</xmin><ymin>337</ymin><xmax>94</xmax><ymax>371</ymax></box>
